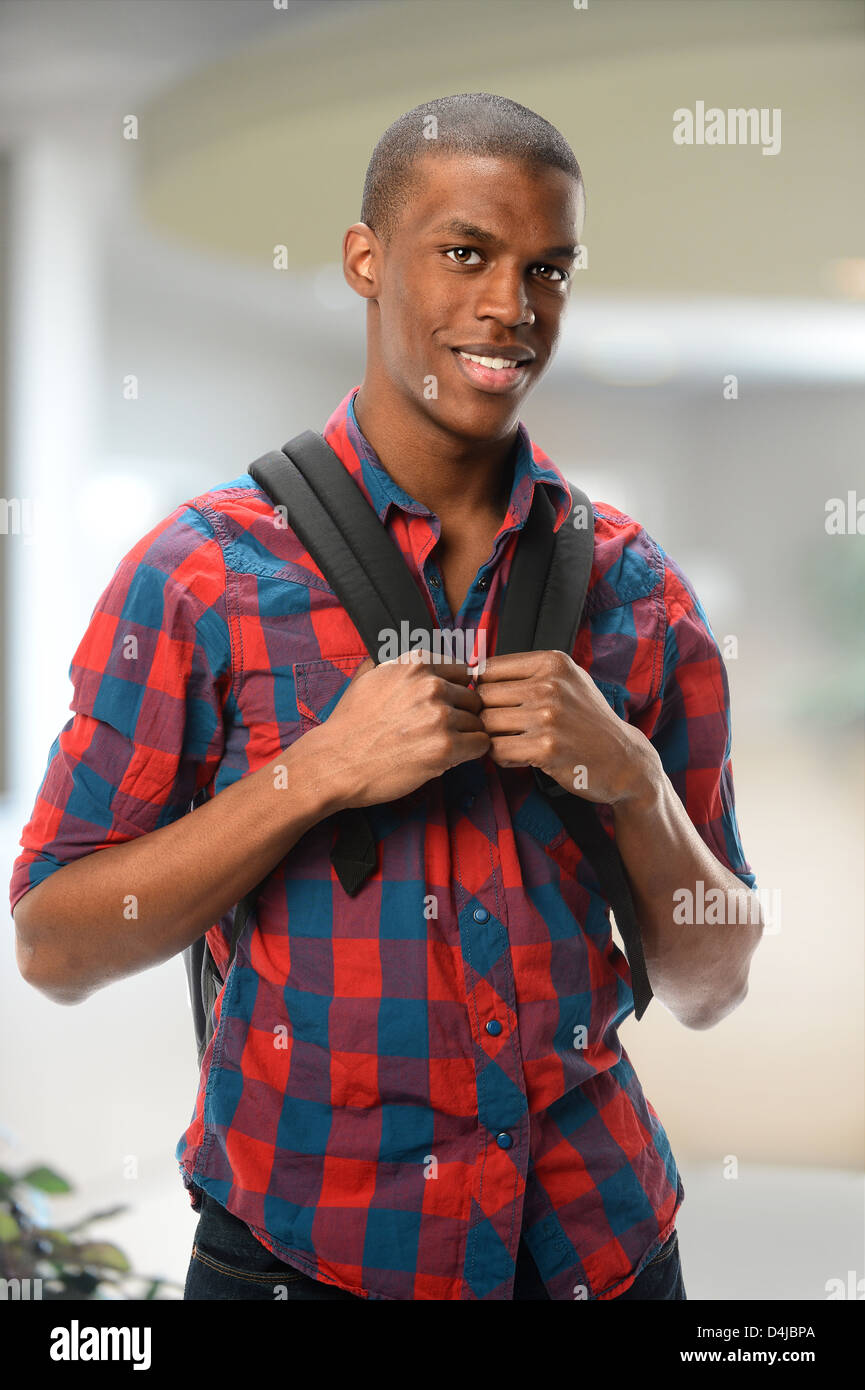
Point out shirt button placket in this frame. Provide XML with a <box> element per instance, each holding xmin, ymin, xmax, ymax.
<box><xmin>459</xmin><ymin>877</ymin><xmax>527</xmax><ymax>1294</ymax></box>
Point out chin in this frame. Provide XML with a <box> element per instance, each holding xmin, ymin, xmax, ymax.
<box><xmin>426</xmin><ymin>391</ymin><xmax>521</xmax><ymax>441</ymax></box>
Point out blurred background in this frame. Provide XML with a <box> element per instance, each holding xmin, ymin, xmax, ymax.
<box><xmin>0</xmin><ymin>0</ymin><xmax>862</xmax><ymax>1300</ymax></box>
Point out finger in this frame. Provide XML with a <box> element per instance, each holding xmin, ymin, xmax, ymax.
<box><xmin>441</xmin><ymin>680</ymin><xmax>484</xmax><ymax>715</ymax></box>
<box><xmin>386</xmin><ymin>651</ymin><xmax>476</xmax><ymax>684</ymax></box>
<box><xmin>446</xmin><ymin>707</ymin><xmax>488</xmax><ymax>732</ymax></box>
<box><xmin>486</xmin><ymin>733</ymin><xmax>535</xmax><ymax>767</ymax></box>
<box><xmin>474</xmin><ymin>679</ymin><xmax>532</xmax><ymax>707</ymax></box>
<box><xmin>425</xmin><ymin>658</ymin><xmax>476</xmax><ymax>685</ymax></box>
<box><xmin>448</xmin><ymin>730</ymin><xmax>493</xmax><ymax>766</ymax></box>
<box><xmin>479</xmin><ymin>706</ymin><xmax>530</xmax><ymax>735</ymax></box>
<box><xmin>471</xmin><ymin>652</ymin><xmax>541</xmax><ymax>682</ymax></box>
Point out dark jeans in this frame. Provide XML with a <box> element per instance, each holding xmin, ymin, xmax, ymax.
<box><xmin>183</xmin><ymin>1189</ymin><xmax>686</xmax><ymax>1300</ymax></box>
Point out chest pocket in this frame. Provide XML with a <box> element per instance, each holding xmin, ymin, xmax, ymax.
<box><xmin>293</xmin><ymin>653</ymin><xmax>369</xmax><ymax>733</ymax></box>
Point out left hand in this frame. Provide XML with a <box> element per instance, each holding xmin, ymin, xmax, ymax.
<box><xmin>471</xmin><ymin>649</ymin><xmax>660</xmax><ymax>805</ymax></box>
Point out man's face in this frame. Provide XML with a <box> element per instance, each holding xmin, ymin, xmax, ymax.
<box><xmin>366</xmin><ymin>152</ymin><xmax>582</xmax><ymax>443</ymax></box>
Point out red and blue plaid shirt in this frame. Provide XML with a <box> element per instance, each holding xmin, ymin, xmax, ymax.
<box><xmin>10</xmin><ymin>385</ymin><xmax>756</xmax><ymax>1300</ymax></box>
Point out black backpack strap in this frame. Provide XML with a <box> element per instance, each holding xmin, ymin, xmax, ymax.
<box><xmin>276</xmin><ymin>430</ymin><xmax>434</xmax><ymax>643</ymax></box>
<box><xmin>249</xmin><ymin>432</ymin><xmax>436</xmax><ymax>897</ymax></box>
<box><xmin>533</xmin><ymin>483</ymin><xmax>595</xmax><ymax>652</ymax></box>
<box><xmin>248</xmin><ymin>448</ymin><xmax>413</xmax><ymax>656</ymax></box>
<box><xmin>183</xmin><ymin>932</ymin><xmax>209</xmax><ymax>1066</ymax></box>
<box><xmin>495</xmin><ymin>484</ymin><xmax>557</xmax><ymax>656</ymax></box>
<box><xmin>516</xmin><ymin>483</ymin><xmax>653</xmax><ymax>1020</ymax></box>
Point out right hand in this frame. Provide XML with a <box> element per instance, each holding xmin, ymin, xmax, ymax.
<box><xmin>309</xmin><ymin>650</ymin><xmax>491</xmax><ymax>809</ymax></box>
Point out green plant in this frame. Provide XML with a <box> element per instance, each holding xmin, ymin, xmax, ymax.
<box><xmin>0</xmin><ymin>1162</ymin><xmax>183</xmax><ymax>1300</ymax></box>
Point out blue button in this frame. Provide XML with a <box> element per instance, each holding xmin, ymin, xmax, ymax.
<box><xmin>496</xmin><ymin>1132</ymin><xmax>513</xmax><ymax>1149</ymax></box>
<box><xmin>463</xmin><ymin>793</ymin><xmax>475</xmax><ymax>809</ymax></box>
<box><xmin>485</xmin><ymin>1020</ymin><xmax>502</xmax><ymax>1036</ymax></box>
<box><xmin>473</xmin><ymin>906</ymin><xmax>490</xmax><ymax>923</ymax></box>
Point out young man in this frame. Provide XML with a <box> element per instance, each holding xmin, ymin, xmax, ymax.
<box><xmin>10</xmin><ymin>93</ymin><xmax>761</xmax><ymax>1301</ymax></box>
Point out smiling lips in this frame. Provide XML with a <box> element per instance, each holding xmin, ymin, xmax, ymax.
<box><xmin>458</xmin><ymin>349</ymin><xmax>522</xmax><ymax>370</ymax></box>
<box><xmin>452</xmin><ymin>347</ymin><xmax>532</xmax><ymax>392</ymax></box>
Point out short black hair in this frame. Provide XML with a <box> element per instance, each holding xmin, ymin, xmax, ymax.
<box><xmin>360</xmin><ymin>92</ymin><xmax>584</xmax><ymax>245</ymax></box>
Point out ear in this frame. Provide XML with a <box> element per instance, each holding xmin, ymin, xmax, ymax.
<box><xmin>343</xmin><ymin>222</ymin><xmax>381</xmax><ymax>301</ymax></box>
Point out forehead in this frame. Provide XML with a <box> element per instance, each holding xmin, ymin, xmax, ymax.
<box><xmin>403</xmin><ymin>152</ymin><xmax>582</xmax><ymax>242</ymax></box>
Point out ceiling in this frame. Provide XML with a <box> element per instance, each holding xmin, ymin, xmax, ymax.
<box><xmin>0</xmin><ymin>0</ymin><xmax>862</xmax><ymax>300</ymax></box>
<box><xmin>131</xmin><ymin>0</ymin><xmax>864</xmax><ymax>298</ymax></box>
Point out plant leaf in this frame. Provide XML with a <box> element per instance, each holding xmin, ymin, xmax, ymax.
<box><xmin>21</xmin><ymin>1166</ymin><xmax>72</xmax><ymax>1195</ymax></box>
<box><xmin>70</xmin><ymin>1242</ymin><xmax>131</xmax><ymax>1273</ymax></box>
<box><xmin>0</xmin><ymin>1209</ymin><xmax>21</xmax><ymax>1242</ymax></box>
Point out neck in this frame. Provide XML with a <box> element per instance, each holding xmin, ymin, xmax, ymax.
<box><xmin>352</xmin><ymin>371</ymin><xmax>517</xmax><ymax>524</ymax></box>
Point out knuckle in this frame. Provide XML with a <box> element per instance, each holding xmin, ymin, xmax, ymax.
<box><xmin>432</xmin><ymin>703</ymin><xmax>450</xmax><ymax>730</ymax></box>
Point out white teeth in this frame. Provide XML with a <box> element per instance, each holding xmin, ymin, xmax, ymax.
<box><xmin>457</xmin><ymin>350</ymin><xmax>521</xmax><ymax>370</ymax></box>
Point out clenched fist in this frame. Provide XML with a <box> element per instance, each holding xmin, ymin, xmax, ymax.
<box><xmin>305</xmin><ymin>649</ymin><xmax>491</xmax><ymax>809</ymax></box>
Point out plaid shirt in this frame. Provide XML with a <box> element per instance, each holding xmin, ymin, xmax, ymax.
<box><xmin>10</xmin><ymin>385</ymin><xmax>756</xmax><ymax>1300</ymax></box>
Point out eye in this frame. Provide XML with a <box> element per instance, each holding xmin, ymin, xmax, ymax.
<box><xmin>533</xmin><ymin>264</ymin><xmax>569</xmax><ymax>282</ymax></box>
<box><xmin>445</xmin><ymin>247</ymin><xmax>483</xmax><ymax>265</ymax></box>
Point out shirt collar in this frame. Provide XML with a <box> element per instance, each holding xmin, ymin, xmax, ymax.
<box><xmin>321</xmin><ymin>386</ymin><xmax>574</xmax><ymax>534</ymax></box>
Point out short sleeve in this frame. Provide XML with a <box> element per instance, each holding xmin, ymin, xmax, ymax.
<box><xmin>9</xmin><ymin>502</ymin><xmax>233</xmax><ymax>914</ymax></box>
<box><xmin>648</xmin><ymin>548</ymin><xmax>757</xmax><ymax>891</ymax></box>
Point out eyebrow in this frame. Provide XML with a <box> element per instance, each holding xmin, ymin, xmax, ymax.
<box><xmin>428</xmin><ymin>218</ymin><xmax>577</xmax><ymax>260</ymax></box>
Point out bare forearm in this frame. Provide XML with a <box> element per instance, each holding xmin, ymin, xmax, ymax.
<box><xmin>13</xmin><ymin>726</ymin><xmax>348</xmax><ymax>1004</ymax></box>
<box><xmin>611</xmin><ymin>740</ymin><xmax>763</xmax><ymax>1029</ymax></box>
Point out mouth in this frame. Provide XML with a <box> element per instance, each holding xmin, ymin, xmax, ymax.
<box><xmin>451</xmin><ymin>347</ymin><xmax>533</xmax><ymax>394</ymax></box>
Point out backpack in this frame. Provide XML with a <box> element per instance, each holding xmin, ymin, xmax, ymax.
<box><xmin>182</xmin><ymin>430</ymin><xmax>653</xmax><ymax>1068</ymax></box>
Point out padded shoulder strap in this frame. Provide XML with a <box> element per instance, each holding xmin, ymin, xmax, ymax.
<box><xmin>523</xmin><ymin>482</ymin><xmax>653</xmax><ymax>1020</ymax></box>
<box><xmin>495</xmin><ymin>485</ymin><xmax>556</xmax><ymax>656</ymax></box>
<box><xmin>534</xmin><ymin>482</ymin><xmax>595</xmax><ymax>653</ymax></box>
<box><xmin>496</xmin><ymin>481</ymin><xmax>593</xmax><ymax>658</ymax></box>
<box><xmin>248</xmin><ymin>430</ymin><xmax>431</xmax><ymax>899</ymax></box>
<box><xmin>249</xmin><ymin>431</ymin><xmax>433</xmax><ymax>656</ymax></box>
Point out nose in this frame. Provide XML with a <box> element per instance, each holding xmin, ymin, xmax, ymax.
<box><xmin>474</xmin><ymin>264</ymin><xmax>535</xmax><ymax>328</ymax></box>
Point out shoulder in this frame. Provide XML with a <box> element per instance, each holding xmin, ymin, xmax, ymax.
<box><xmin>182</xmin><ymin>472</ymin><xmax>318</xmax><ymax>580</ymax></box>
<box><xmin>587</xmin><ymin>499</ymin><xmax>708</xmax><ymax>629</ymax></box>
<box><xmin>186</xmin><ymin>473</ymin><xmax>278</xmax><ymax>536</ymax></box>
<box><xmin>584</xmin><ymin>499</ymin><xmax>666</xmax><ymax>614</ymax></box>
<box><xmin>107</xmin><ymin>473</ymin><xmax>278</xmax><ymax>597</ymax></box>
<box><xmin>81</xmin><ymin>477</ymin><xmax>270</xmax><ymax>640</ymax></box>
